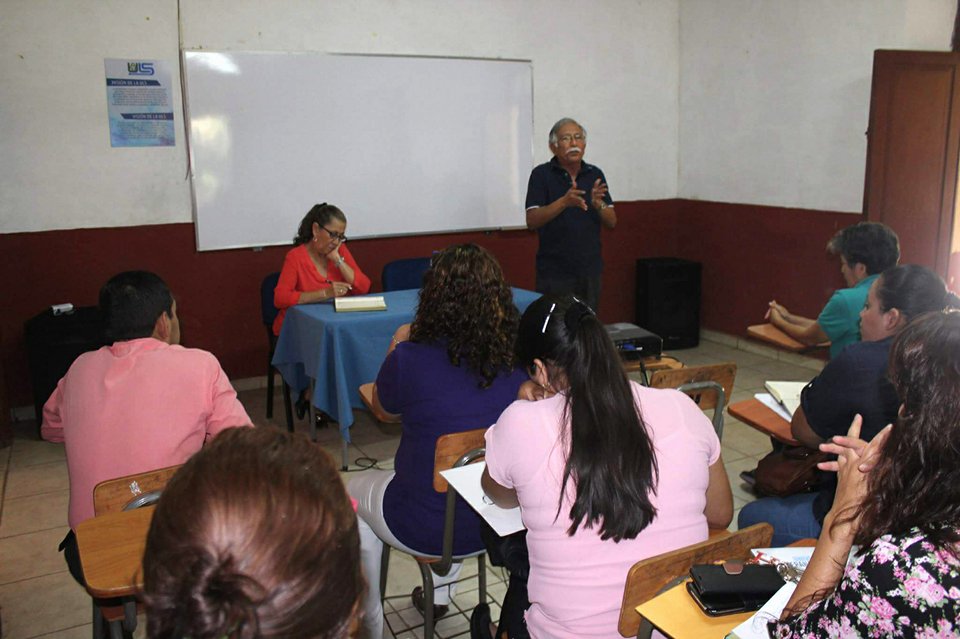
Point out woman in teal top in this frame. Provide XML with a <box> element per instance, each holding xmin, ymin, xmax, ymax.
<box><xmin>767</xmin><ymin>221</ymin><xmax>899</xmax><ymax>358</ymax></box>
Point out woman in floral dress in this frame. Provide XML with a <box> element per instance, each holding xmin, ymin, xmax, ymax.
<box><xmin>770</xmin><ymin>310</ymin><xmax>960</xmax><ymax>638</ymax></box>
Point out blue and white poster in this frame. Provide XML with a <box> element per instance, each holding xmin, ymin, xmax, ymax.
<box><xmin>104</xmin><ymin>59</ymin><xmax>174</xmax><ymax>147</ymax></box>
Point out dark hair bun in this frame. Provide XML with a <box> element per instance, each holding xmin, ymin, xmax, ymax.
<box><xmin>176</xmin><ymin>553</ymin><xmax>262</xmax><ymax>639</ymax></box>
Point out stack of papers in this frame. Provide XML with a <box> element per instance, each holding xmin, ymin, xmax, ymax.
<box><xmin>334</xmin><ymin>295</ymin><xmax>387</xmax><ymax>312</ymax></box>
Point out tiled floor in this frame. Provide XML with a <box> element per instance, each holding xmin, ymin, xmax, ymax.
<box><xmin>0</xmin><ymin>334</ymin><xmax>821</xmax><ymax>638</ymax></box>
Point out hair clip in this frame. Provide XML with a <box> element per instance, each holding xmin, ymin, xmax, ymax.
<box><xmin>540</xmin><ymin>302</ymin><xmax>557</xmax><ymax>334</ymax></box>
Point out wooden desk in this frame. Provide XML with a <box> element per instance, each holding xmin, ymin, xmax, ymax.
<box><xmin>636</xmin><ymin>539</ymin><xmax>817</xmax><ymax>639</ymax></box>
<box><xmin>75</xmin><ymin>505</ymin><xmax>153</xmax><ymax>598</ymax></box>
<box><xmin>728</xmin><ymin>399</ymin><xmax>801</xmax><ymax>446</ymax></box>
<box><xmin>747</xmin><ymin>323</ymin><xmax>829</xmax><ymax>353</ymax></box>
<box><xmin>621</xmin><ymin>354</ymin><xmax>683</xmax><ymax>375</ymax></box>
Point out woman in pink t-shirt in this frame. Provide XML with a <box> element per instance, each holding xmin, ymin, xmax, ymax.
<box><xmin>482</xmin><ymin>294</ymin><xmax>734</xmax><ymax>638</ymax></box>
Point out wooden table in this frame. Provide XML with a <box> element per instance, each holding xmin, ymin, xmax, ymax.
<box><xmin>728</xmin><ymin>398</ymin><xmax>800</xmax><ymax>446</ymax></box>
<box><xmin>636</xmin><ymin>539</ymin><xmax>817</xmax><ymax>638</ymax></box>
<box><xmin>747</xmin><ymin>323</ymin><xmax>829</xmax><ymax>353</ymax></box>
<box><xmin>75</xmin><ymin>505</ymin><xmax>154</xmax><ymax>598</ymax></box>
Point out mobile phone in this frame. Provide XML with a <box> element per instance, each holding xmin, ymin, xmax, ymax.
<box><xmin>686</xmin><ymin>581</ymin><xmax>764</xmax><ymax>617</ymax></box>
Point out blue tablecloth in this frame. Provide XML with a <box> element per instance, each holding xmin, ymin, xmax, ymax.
<box><xmin>272</xmin><ymin>287</ymin><xmax>540</xmax><ymax>441</ymax></box>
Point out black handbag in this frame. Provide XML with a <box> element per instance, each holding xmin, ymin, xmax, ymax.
<box><xmin>686</xmin><ymin>564</ymin><xmax>785</xmax><ymax>616</ymax></box>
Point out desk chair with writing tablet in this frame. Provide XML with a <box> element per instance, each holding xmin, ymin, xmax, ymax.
<box><xmin>260</xmin><ymin>272</ymin><xmax>294</xmax><ymax>432</ymax></box>
<box><xmin>87</xmin><ymin>465</ymin><xmax>182</xmax><ymax>639</ymax></box>
<box><xmin>617</xmin><ymin>522</ymin><xmax>773</xmax><ymax>638</ymax></box>
<box><xmin>380</xmin><ymin>428</ymin><xmax>489</xmax><ymax>638</ymax></box>
<box><xmin>648</xmin><ymin>362</ymin><xmax>737</xmax><ymax>440</ymax></box>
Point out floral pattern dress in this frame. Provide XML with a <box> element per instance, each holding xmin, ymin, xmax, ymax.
<box><xmin>770</xmin><ymin>528</ymin><xmax>960</xmax><ymax>638</ymax></box>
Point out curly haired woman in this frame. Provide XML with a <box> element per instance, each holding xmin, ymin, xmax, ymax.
<box><xmin>347</xmin><ymin>244</ymin><xmax>527</xmax><ymax>639</ymax></box>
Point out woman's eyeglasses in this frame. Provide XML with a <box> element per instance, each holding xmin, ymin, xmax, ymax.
<box><xmin>322</xmin><ymin>226</ymin><xmax>348</xmax><ymax>243</ymax></box>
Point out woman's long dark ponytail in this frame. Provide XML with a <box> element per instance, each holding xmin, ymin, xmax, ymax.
<box><xmin>516</xmin><ymin>295</ymin><xmax>659</xmax><ymax>542</ymax></box>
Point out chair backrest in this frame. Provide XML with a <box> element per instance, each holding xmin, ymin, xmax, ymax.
<box><xmin>260</xmin><ymin>271</ymin><xmax>281</xmax><ymax>327</ymax></box>
<box><xmin>617</xmin><ymin>522</ymin><xmax>773</xmax><ymax>637</ymax></box>
<box><xmin>381</xmin><ymin>257</ymin><xmax>431</xmax><ymax>292</ymax></box>
<box><xmin>425</xmin><ymin>427</ymin><xmax>488</xmax><ymax>574</ymax></box>
<box><xmin>433</xmin><ymin>427</ymin><xmax>487</xmax><ymax>492</ymax></box>
<box><xmin>93</xmin><ymin>465</ymin><xmax>182</xmax><ymax>516</ymax></box>
<box><xmin>649</xmin><ymin>362</ymin><xmax>737</xmax><ymax>439</ymax></box>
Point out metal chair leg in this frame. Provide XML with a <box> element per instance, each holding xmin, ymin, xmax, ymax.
<box><xmin>417</xmin><ymin>562</ymin><xmax>436</xmax><ymax>637</ymax></box>
<box><xmin>281</xmin><ymin>381</ymin><xmax>294</xmax><ymax>433</ymax></box>
<box><xmin>379</xmin><ymin>544</ymin><xmax>391</xmax><ymax>599</ymax></box>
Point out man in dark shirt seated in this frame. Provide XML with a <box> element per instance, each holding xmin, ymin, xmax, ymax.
<box><xmin>739</xmin><ymin>265</ymin><xmax>953</xmax><ymax>545</ymax></box>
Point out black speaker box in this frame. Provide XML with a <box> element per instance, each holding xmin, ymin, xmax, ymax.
<box><xmin>635</xmin><ymin>258</ymin><xmax>701</xmax><ymax>350</ymax></box>
<box><xmin>25</xmin><ymin>306</ymin><xmax>106</xmax><ymax>423</ymax></box>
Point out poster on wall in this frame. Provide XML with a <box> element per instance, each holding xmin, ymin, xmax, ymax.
<box><xmin>103</xmin><ymin>59</ymin><xmax>174</xmax><ymax>147</ymax></box>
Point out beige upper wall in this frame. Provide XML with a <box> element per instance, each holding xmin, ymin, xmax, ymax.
<box><xmin>1</xmin><ymin>0</ymin><xmax>679</xmax><ymax>233</ymax></box>
<box><xmin>0</xmin><ymin>0</ymin><xmax>954</xmax><ymax>233</ymax></box>
<box><xmin>679</xmin><ymin>0</ymin><xmax>955</xmax><ymax>212</ymax></box>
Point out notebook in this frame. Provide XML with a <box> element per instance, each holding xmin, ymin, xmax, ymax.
<box><xmin>763</xmin><ymin>381</ymin><xmax>807</xmax><ymax>416</ymax></box>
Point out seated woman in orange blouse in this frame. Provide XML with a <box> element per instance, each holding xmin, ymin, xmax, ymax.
<box><xmin>272</xmin><ymin>202</ymin><xmax>371</xmax><ymax>336</ymax></box>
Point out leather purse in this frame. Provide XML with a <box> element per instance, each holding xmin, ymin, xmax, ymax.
<box><xmin>753</xmin><ymin>445</ymin><xmax>827</xmax><ymax>497</ymax></box>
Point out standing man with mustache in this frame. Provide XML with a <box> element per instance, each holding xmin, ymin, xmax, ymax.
<box><xmin>525</xmin><ymin>118</ymin><xmax>616</xmax><ymax>312</ymax></box>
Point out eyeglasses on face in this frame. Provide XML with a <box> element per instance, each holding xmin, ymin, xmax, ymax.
<box><xmin>322</xmin><ymin>226</ymin><xmax>348</xmax><ymax>243</ymax></box>
<box><xmin>556</xmin><ymin>133</ymin><xmax>585</xmax><ymax>144</ymax></box>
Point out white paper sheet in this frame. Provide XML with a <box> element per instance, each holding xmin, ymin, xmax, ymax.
<box><xmin>440</xmin><ymin>462</ymin><xmax>526</xmax><ymax>536</ymax></box>
<box><xmin>754</xmin><ymin>392</ymin><xmax>793</xmax><ymax>422</ymax></box>
<box><xmin>728</xmin><ymin>582</ymin><xmax>797</xmax><ymax>639</ymax></box>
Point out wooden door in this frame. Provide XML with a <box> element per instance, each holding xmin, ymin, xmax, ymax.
<box><xmin>863</xmin><ymin>50</ymin><xmax>960</xmax><ymax>279</ymax></box>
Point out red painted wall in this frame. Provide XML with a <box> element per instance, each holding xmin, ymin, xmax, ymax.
<box><xmin>0</xmin><ymin>199</ymin><xmax>859</xmax><ymax>408</ymax></box>
<box><xmin>675</xmin><ymin>201</ymin><xmax>859</xmax><ymax>335</ymax></box>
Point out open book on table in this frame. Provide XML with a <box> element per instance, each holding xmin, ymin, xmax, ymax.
<box><xmin>763</xmin><ymin>380</ymin><xmax>807</xmax><ymax>416</ymax></box>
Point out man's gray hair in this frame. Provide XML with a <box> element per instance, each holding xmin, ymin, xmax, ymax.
<box><xmin>549</xmin><ymin>118</ymin><xmax>586</xmax><ymax>145</ymax></box>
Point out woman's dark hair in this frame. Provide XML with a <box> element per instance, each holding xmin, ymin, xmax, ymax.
<box><xmin>875</xmin><ymin>264</ymin><xmax>959</xmax><ymax>321</ymax></box>
<box><xmin>826</xmin><ymin>221</ymin><xmax>900</xmax><ymax>274</ymax></box>
<box><xmin>516</xmin><ymin>294</ymin><xmax>658</xmax><ymax>542</ymax></box>
<box><xmin>143</xmin><ymin>427</ymin><xmax>362</xmax><ymax>639</ymax></box>
<box><xmin>409</xmin><ymin>244</ymin><xmax>519</xmax><ymax>388</ymax></box>
<box><xmin>99</xmin><ymin>270</ymin><xmax>174</xmax><ymax>342</ymax></box>
<box><xmin>850</xmin><ymin>311</ymin><xmax>960</xmax><ymax>555</ymax></box>
<box><xmin>293</xmin><ymin>203</ymin><xmax>347</xmax><ymax>245</ymax></box>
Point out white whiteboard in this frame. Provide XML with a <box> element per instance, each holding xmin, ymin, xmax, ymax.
<box><xmin>182</xmin><ymin>51</ymin><xmax>533</xmax><ymax>251</ymax></box>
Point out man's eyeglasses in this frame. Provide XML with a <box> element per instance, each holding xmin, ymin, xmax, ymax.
<box><xmin>322</xmin><ymin>226</ymin><xmax>348</xmax><ymax>243</ymax></box>
<box><xmin>556</xmin><ymin>133</ymin><xmax>585</xmax><ymax>144</ymax></box>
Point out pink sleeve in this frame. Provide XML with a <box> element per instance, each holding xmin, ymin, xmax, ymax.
<box><xmin>341</xmin><ymin>245</ymin><xmax>371</xmax><ymax>295</ymax></box>
<box><xmin>484</xmin><ymin>400</ymin><xmax>532</xmax><ymax>490</ymax></box>
<box><xmin>40</xmin><ymin>381</ymin><xmax>65</xmax><ymax>443</ymax></box>
<box><xmin>274</xmin><ymin>248</ymin><xmax>303</xmax><ymax>310</ymax></box>
<box><xmin>674</xmin><ymin>389</ymin><xmax>721</xmax><ymax>465</ymax></box>
<box><xmin>205</xmin><ymin>360</ymin><xmax>254</xmax><ymax>438</ymax></box>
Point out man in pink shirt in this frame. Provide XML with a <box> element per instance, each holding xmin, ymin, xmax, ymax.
<box><xmin>42</xmin><ymin>271</ymin><xmax>252</xmax><ymax>584</ymax></box>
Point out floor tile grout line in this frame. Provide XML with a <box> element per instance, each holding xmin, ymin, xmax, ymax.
<box><xmin>0</xmin><ymin>443</ymin><xmax>11</xmax><ymax>529</ymax></box>
<box><xmin>27</xmin><ymin>621</ymin><xmax>93</xmax><ymax>638</ymax></box>
<box><xmin>0</xmin><ymin>524</ymin><xmax>70</xmax><ymax>541</ymax></box>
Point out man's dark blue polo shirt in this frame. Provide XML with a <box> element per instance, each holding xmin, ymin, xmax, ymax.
<box><xmin>525</xmin><ymin>157</ymin><xmax>612</xmax><ymax>279</ymax></box>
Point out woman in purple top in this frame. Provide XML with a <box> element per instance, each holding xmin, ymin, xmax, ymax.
<box><xmin>347</xmin><ymin>244</ymin><xmax>527</xmax><ymax>639</ymax></box>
